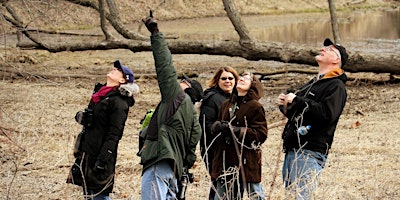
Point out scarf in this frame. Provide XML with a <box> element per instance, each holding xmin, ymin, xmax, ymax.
<box><xmin>91</xmin><ymin>86</ymin><xmax>114</xmax><ymax>104</ymax></box>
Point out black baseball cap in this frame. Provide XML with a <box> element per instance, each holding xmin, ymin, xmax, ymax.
<box><xmin>323</xmin><ymin>38</ymin><xmax>349</xmax><ymax>67</ymax></box>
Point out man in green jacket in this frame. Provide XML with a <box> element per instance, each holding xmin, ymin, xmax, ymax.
<box><xmin>140</xmin><ymin>11</ymin><xmax>203</xmax><ymax>200</ymax></box>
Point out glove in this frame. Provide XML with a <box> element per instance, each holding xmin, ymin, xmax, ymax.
<box><xmin>211</xmin><ymin>121</ymin><xmax>229</xmax><ymax>135</ymax></box>
<box><xmin>231</xmin><ymin>126</ymin><xmax>241</xmax><ymax>137</ymax></box>
<box><xmin>93</xmin><ymin>159</ymin><xmax>106</xmax><ymax>173</ymax></box>
<box><xmin>75</xmin><ymin>111</ymin><xmax>84</xmax><ymax>125</ymax></box>
<box><xmin>142</xmin><ymin>10</ymin><xmax>159</xmax><ymax>34</ymax></box>
<box><xmin>220</xmin><ymin>123</ymin><xmax>241</xmax><ymax>137</ymax></box>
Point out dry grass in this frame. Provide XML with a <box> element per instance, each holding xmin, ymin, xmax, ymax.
<box><xmin>0</xmin><ymin>1</ymin><xmax>399</xmax><ymax>198</ymax></box>
<box><xmin>1</xmin><ymin>60</ymin><xmax>400</xmax><ymax>199</ymax></box>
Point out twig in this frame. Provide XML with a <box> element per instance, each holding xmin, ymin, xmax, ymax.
<box><xmin>227</xmin><ymin>116</ymin><xmax>247</xmax><ymax>197</ymax></box>
<box><xmin>1</xmin><ymin>155</ymin><xmax>18</xmax><ymax>200</ymax></box>
<box><xmin>0</xmin><ymin>126</ymin><xmax>26</xmax><ymax>152</ymax></box>
<box><xmin>267</xmin><ymin>140</ymin><xmax>283</xmax><ymax>199</ymax></box>
<box><xmin>268</xmin><ymin>119</ymin><xmax>288</xmax><ymax>130</ymax></box>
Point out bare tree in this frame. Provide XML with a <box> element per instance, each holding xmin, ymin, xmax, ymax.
<box><xmin>328</xmin><ymin>0</ymin><xmax>341</xmax><ymax>43</ymax></box>
<box><xmin>1</xmin><ymin>0</ymin><xmax>399</xmax><ymax>73</ymax></box>
<box><xmin>99</xmin><ymin>0</ymin><xmax>113</xmax><ymax>40</ymax></box>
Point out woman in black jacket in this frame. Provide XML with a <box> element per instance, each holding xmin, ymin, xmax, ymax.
<box><xmin>67</xmin><ymin>60</ymin><xmax>139</xmax><ymax>200</ymax></box>
<box><xmin>199</xmin><ymin>66</ymin><xmax>239</xmax><ymax>199</ymax></box>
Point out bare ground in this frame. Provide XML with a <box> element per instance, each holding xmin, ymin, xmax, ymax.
<box><xmin>1</xmin><ymin>47</ymin><xmax>400</xmax><ymax>199</ymax></box>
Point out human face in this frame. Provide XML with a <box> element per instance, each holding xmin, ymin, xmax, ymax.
<box><xmin>324</xmin><ymin>46</ymin><xmax>341</xmax><ymax>58</ymax></box>
<box><xmin>107</xmin><ymin>68</ymin><xmax>126</xmax><ymax>86</ymax></box>
<box><xmin>236</xmin><ymin>74</ymin><xmax>252</xmax><ymax>93</ymax></box>
<box><xmin>316</xmin><ymin>45</ymin><xmax>341</xmax><ymax>64</ymax></box>
<box><xmin>218</xmin><ymin>71</ymin><xmax>236</xmax><ymax>93</ymax></box>
<box><xmin>180</xmin><ymin>79</ymin><xmax>192</xmax><ymax>90</ymax></box>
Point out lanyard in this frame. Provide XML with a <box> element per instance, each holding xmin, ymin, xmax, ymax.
<box><xmin>229</xmin><ymin>102</ymin><xmax>237</xmax><ymax>120</ymax></box>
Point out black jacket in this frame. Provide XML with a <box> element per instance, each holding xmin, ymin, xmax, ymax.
<box><xmin>280</xmin><ymin>68</ymin><xmax>347</xmax><ymax>155</ymax></box>
<box><xmin>81</xmin><ymin>83</ymin><xmax>135</xmax><ymax>195</ymax></box>
<box><xmin>199</xmin><ymin>88</ymin><xmax>230</xmax><ymax>150</ymax></box>
<box><xmin>199</xmin><ymin>87</ymin><xmax>230</xmax><ymax>172</ymax></box>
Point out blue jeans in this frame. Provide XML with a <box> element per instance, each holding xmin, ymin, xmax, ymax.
<box><xmin>84</xmin><ymin>190</ymin><xmax>111</xmax><ymax>200</ymax></box>
<box><xmin>282</xmin><ymin>149</ymin><xmax>327</xmax><ymax>200</ymax></box>
<box><xmin>141</xmin><ymin>160</ymin><xmax>177</xmax><ymax>200</ymax></box>
<box><xmin>214</xmin><ymin>179</ymin><xmax>265</xmax><ymax>200</ymax></box>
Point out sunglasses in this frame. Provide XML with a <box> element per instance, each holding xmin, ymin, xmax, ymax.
<box><xmin>220</xmin><ymin>77</ymin><xmax>234</xmax><ymax>81</ymax></box>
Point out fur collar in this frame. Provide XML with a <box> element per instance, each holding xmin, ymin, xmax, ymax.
<box><xmin>118</xmin><ymin>83</ymin><xmax>139</xmax><ymax>97</ymax></box>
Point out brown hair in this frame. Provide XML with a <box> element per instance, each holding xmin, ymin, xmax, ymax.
<box><xmin>207</xmin><ymin>66</ymin><xmax>239</xmax><ymax>88</ymax></box>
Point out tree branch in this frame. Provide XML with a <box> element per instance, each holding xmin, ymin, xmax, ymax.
<box><xmin>65</xmin><ymin>0</ymin><xmax>147</xmax><ymax>40</ymax></box>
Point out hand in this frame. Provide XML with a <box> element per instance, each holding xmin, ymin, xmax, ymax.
<box><xmin>277</xmin><ymin>93</ymin><xmax>286</xmax><ymax>106</ymax></box>
<box><xmin>231</xmin><ymin>126</ymin><xmax>241</xmax><ymax>137</ymax></box>
<box><xmin>211</xmin><ymin>121</ymin><xmax>221</xmax><ymax>134</ymax></box>
<box><xmin>221</xmin><ymin>124</ymin><xmax>241</xmax><ymax>137</ymax></box>
<box><xmin>286</xmin><ymin>93</ymin><xmax>296</xmax><ymax>104</ymax></box>
<box><xmin>93</xmin><ymin>160</ymin><xmax>106</xmax><ymax>173</ymax></box>
<box><xmin>277</xmin><ymin>93</ymin><xmax>296</xmax><ymax>106</ymax></box>
<box><xmin>211</xmin><ymin>121</ymin><xmax>229</xmax><ymax>134</ymax></box>
<box><xmin>219</xmin><ymin>121</ymin><xmax>231</xmax><ymax>135</ymax></box>
<box><xmin>142</xmin><ymin>10</ymin><xmax>159</xmax><ymax>34</ymax></box>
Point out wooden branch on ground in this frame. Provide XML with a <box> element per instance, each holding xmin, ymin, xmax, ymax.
<box><xmin>346</xmin><ymin>0</ymin><xmax>366</xmax><ymax>5</ymax></box>
<box><xmin>15</xmin><ymin>38</ymin><xmax>400</xmax><ymax>74</ymax></box>
<box><xmin>2</xmin><ymin>65</ymin><xmax>398</xmax><ymax>84</ymax></box>
<box><xmin>268</xmin><ymin>119</ymin><xmax>287</xmax><ymax>130</ymax></box>
<box><xmin>23</xmin><ymin>29</ymin><xmax>102</xmax><ymax>37</ymax></box>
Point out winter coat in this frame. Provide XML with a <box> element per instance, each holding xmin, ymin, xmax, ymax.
<box><xmin>139</xmin><ymin>32</ymin><xmax>202</xmax><ymax>180</ymax></box>
<box><xmin>210</xmin><ymin>79</ymin><xmax>268</xmax><ymax>183</ymax></box>
<box><xmin>199</xmin><ymin>87</ymin><xmax>230</xmax><ymax>169</ymax></box>
<box><xmin>280</xmin><ymin>68</ymin><xmax>347</xmax><ymax>155</ymax></box>
<box><xmin>80</xmin><ymin>82</ymin><xmax>136</xmax><ymax>195</ymax></box>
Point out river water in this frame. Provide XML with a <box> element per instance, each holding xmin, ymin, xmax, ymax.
<box><xmin>161</xmin><ymin>9</ymin><xmax>399</xmax><ymax>52</ymax></box>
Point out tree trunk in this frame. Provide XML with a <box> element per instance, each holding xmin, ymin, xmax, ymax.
<box><xmin>99</xmin><ymin>0</ymin><xmax>113</xmax><ymax>40</ymax></box>
<box><xmin>222</xmin><ymin>0</ymin><xmax>253</xmax><ymax>43</ymax></box>
<box><xmin>328</xmin><ymin>0</ymin><xmax>341</xmax><ymax>43</ymax></box>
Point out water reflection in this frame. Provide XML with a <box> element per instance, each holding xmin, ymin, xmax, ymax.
<box><xmin>251</xmin><ymin>10</ymin><xmax>400</xmax><ymax>44</ymax></box>
<box><xmin>165</xmin><ymin>9</ymin><xmax>399</xmax><ymax>45</ymax></box>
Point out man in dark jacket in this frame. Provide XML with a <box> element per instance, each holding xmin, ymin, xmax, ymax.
<box><xmin>277</xmin><ymin>38</ymin><xmax>349</xmax><ymax>199</ymax></box>
<box><xmin>140</xmin><ymin>11</ymin><xmax>203</xmax><ymax>200</ymax></box>
<box><xmin>67</xmin><ymin>60</ymin><xmax>139</xmax><ymax>200</ymax></box>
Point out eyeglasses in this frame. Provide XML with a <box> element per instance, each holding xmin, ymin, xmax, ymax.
<box><xmin>181</xmin><ymin>79</ymin><xmax>192</xmax><ymax>88</ymax></box>
<box><xmin>324</xmin><ymin>46</ymin><xmax>341</xmax><ymax>58</ymax></box>
<box><xmin>220</xmin><ymin>77</ymin><xmax>234</xmax><ymax>81</ymax></box>
<box><xmin>239</xmin><ymin>76</ymin><xmax>252</xmax><ymax>81</ymax></box>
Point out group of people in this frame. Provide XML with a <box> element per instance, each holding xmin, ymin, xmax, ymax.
<box><xmin>67</xmin><ymin>11</ymin><xmax>349</xmax><ymax>200</ymax></box>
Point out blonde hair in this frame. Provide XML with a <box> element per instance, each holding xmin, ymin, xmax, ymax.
<box><xmin>207</xmin><ymin>66</ymin><xmax>239</xmax><ymax>88</ymax></box>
